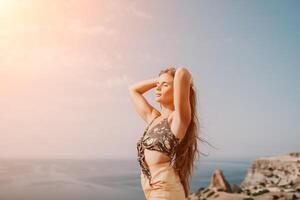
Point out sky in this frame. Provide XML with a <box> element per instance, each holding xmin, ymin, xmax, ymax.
<box><xmin>0</xmin><ymin>0</ymin><xmax>299</xmax><ymax>160</ymax></box>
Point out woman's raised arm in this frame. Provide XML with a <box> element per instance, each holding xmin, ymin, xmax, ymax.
<box><xmin>173</xmin><ymin>67</ymin><xmax>193</xmax><ymax>128</ymax></box>
<box><xmin>128</xmin><ymin>78</ymin><xmax>160</xmax><ymax>124</ymax></box>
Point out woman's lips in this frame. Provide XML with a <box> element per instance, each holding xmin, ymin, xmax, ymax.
<box><xmin>155</xmin><ymin>94</ymin><xmax>161</xmax><ymax>97</ymax></box>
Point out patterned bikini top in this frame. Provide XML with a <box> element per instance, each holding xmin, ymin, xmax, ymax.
<box><xmin>136</xmin><ymin>116</ymin><xmax>181</xmax><ymax>185</ymax></box>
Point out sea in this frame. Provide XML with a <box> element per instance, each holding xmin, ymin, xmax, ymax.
<box><xmin>0</xmin><ymin>157</ymin><xmax>252</xmax><ymax>200</ymax></box>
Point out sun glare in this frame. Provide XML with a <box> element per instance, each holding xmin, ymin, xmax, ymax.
<box><xmin>0</xmin><ymin>0</ymin><xmax>14</xmax><ymax>9</ymax></box>
<box><xmin>0</xmin><ymin>0</ymin><xmax>17</xmax><ymax>15</ymax></box>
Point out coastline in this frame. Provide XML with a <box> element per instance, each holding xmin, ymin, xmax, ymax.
<box><xmin>188</xmin><ymin>152</ymin><xmax>300</xmax><ymax>200</ymax></box>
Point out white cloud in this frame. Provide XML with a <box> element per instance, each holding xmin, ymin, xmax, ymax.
<box><xmin>84</xmin><ymin>74</ymin><xmax>131</xmax><ymax>89</ymax></box>
<box><xmin>64</xmin><ymin>19</ymin><xmax>118</xmax><ymax>38</ymax></box>
<box><xmin>126</xmin><ymin>1</ymin><xmax>153</xmax><ymax>20</ymax></box>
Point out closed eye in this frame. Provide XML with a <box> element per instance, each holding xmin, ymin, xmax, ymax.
<box><xmin>157</xmin><ymin>82</ymin><xmax>169</xmax><ymax>87</ymax></box>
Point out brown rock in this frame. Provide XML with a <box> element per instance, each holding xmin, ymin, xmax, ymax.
<box><xmin>208</xmin><ymin>169</ymin><xmax>233</xmax><ymax>193</ymax></box>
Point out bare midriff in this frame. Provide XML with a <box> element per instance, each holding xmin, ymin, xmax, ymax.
<box><xmin>144</xmin><ymin>149</ymin><xmax>171</xmax><ymax>166</ymax></box>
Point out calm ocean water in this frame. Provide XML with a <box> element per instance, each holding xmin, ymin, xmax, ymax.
<box><xmin>0</xmin><ymin>158</ymin><xmax>252</xmax><ymax>200</ymax></box>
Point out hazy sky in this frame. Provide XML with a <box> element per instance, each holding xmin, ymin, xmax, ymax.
<box><xmin>0</xmin><ymin>0</ymin><xmax>299</xmax><ymax>159</ymax></box>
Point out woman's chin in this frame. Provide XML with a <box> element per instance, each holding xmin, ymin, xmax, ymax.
<box><xmin>155</xmin><ymin>97</ymin><xmax>161</xmax><ymax>102</ymax></box>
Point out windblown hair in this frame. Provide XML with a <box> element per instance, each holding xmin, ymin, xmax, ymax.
<box><xmin>158</xmin><ymin>67</ymin><xmax>211</xmax><ymax>198</ymax></box>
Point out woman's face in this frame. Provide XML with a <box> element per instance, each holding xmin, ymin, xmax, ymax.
<box><xmin>155</xmin><ymin>73</ymin><xmax>174</xmax><ymax>105</ymax></box>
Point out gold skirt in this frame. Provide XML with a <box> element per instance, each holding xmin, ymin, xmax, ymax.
<box><xmin>140</xmin><ymin>162</ymin><xmax>186</xmax><ymax>200</ymax></box>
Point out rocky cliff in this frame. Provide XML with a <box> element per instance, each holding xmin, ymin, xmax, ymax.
<box><xmin>188</xmin><ymin>152</ymin><xmax>300</xmax><ymax>200</ymax></box>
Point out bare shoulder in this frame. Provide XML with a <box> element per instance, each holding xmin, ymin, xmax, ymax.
<box><xmin>145</xmin><ymin>108</ymin><xmax>161</xmax><ymax>124</ymax></box>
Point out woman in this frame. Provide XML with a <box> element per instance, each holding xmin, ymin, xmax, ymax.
<box><xmin>128</xmin><ymin>67</ymin><xmax>200</xmax><ymax>200</ymax></box>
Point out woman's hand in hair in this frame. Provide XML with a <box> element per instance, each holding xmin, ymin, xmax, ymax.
<box><xmin>128</xmin><ymin>77</ymin><xmax>158</xmax><ymax>94</ymax></box>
